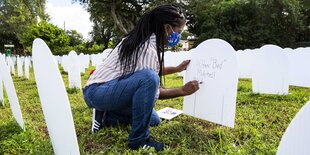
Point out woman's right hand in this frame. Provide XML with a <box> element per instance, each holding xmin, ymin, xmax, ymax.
<box><xmin>182</xmin><ymin>80</ymin><xmax>200</xmax><ymax>96</ymax></box>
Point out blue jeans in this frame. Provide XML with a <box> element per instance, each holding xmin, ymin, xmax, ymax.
<box><xmin>83</xmin><ymin>69</ymin><xmax>161</xmax><ymax>144</ymax></box>
<box><xmin>103</xmin><ymin>109</ymin><xmax>161</xmax><ymax>127</ymax></box>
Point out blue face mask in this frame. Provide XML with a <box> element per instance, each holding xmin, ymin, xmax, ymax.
<box><xmin>167</xmin><ymin>27</ymin><xmax>181</xmax><ymax>47</ymax></box>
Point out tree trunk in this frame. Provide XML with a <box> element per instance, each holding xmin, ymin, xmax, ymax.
<box><xmin>111</xmin><ymin>1</ymin><xmax>128</xmax><ymax>34</ymax></box>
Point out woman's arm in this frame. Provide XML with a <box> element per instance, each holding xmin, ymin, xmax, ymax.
<box><xmin>158</xmin><ymin>80</ymin><xmax>199</xmax><ymax>100</ymax></box>
<box><xmin>163</xmin><ymin>60</ymin><xmax>191</xmax><ymax>75</ymax></box>
<box><xmin>163</xmin><ymin>66</ymin><xmax>179</xmax><ymax>75</ymax></box>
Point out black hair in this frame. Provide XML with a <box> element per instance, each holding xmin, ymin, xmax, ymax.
<box><xmin>116</xmin><ymin>4</ymin><xmax>186</xmax><ymax>83</ymax></box>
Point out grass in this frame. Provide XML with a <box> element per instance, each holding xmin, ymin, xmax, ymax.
<box><xmin>0</xmin><ymin>66</ymin><xmax>310</xmax><ymax>154</ymax></box>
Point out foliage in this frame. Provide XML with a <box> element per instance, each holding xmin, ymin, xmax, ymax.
<box><xmin>76</xmin><ymin>0</ymin><xmax>309</xmax><ymax>50</ymax></box>
<box><xmin>170</xmin><ymin>43</ymin><xmax>183</xmax><ymax>52</ymax></box>
<box><xmin>89</xmin><ymin>13</ymin><xmax>114</xmax><ymax>50</ymax></box>
<box><xmin>20</xmin><ymin>21</ymin><xmax>70</xmax><ymax>55</ymax></box>
<box><xmin>75</xmin><ymin>0</ymin><xmax>143</xmax><ymax>35</ymax></box>
<box><xmin>74</xmin><ymin>0</ymin><xmax>187</xmax><ymax>44</ymax></box>
<box><xmin>1</xmin><ymin>67</ymin><xmax>310</xmax><ymax>154</ymax></box>
<box><xmin>181</xmin><ymin>30</ymin><xmax>194</xmax><ymax>40</ymax></box>
<box><xmin>187</xmin><ymin>0</ymin><xmax>306</xmax><ymax>50</ymax></box>
<box><xmin>0</xmin><ymin>0</ymin><xmax>47</xmax><ymax>53</ymax></box>
<box><xmin>84</xmin><ymin>43</ymin><xmax>105</xmax><ymax>54</ymax></box>
<box><xmin>66</xmin><ymin>30</ymin><xmax>84</xmax><ymax>47</ymax></box>
<box><xmin>298</xmin><ymin>0</ymin><xmax>310</xmax><ymax>43</ymax></box>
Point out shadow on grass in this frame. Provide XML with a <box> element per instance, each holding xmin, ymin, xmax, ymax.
<box><xmin>67</xmin><ymin>87</ymin><xmax>81</xmax><ymax>94</ymax></box>
<box><xmin>61</xmin><ymin>70</ymin><xmax>68</xmax><ymax>75</ymax></box>
<box><xmin>0</xmin><ymin>121</ymin><xmax>23</xmax><ymax>141</ymax></box>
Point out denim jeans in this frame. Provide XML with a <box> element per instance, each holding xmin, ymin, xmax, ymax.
<box><xmin>83</xmin><ymin>69</ymin><xmax>160</xmax><ymax>144</ymax></box>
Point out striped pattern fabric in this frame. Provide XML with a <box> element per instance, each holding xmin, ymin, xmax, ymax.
<box><xmin>85</xmin><ymin>34</ymin><xmax>160</xmax><ymax>87</ymax></box>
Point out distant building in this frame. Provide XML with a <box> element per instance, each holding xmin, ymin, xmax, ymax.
<box><xmin>187</xmin><ymin>36</ymin><xmax>197</xmax><ymax>50</ymax></box>
<box><xmin>179</xmin><ymin>40</ymin><xmax>189</xmax><ymax>51</ymax></box>
<box><xmin>168</xmin><ymin>36</ymin><xmax>198</xmax><ymax>51</ymax></box>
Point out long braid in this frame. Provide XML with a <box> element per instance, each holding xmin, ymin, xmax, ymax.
<box><xmin>117</xmin><ymin>4</ymin><xmax>186</xmax><ymax>84</ymax></box>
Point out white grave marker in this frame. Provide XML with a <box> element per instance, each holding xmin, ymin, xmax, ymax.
<box><xmin>61</xmin><ymin>55</ymin><xmax>69</xmax><ymax>72</ymax></box>
<box><xmin>84</xmin><ymin>54</ymin><xmax>90</xmax><ymax>68</ymax></box>
<box><xmin>0</xmin><ymin>55</ymin><xmax>25</xmax><ymax>130</ymax></box>
<box><xmin>0</xmin><ymin>77</ymin><xmax>3</xmax><ymax>107</ymax></box>
<box><xmin>7</xmin><ymin>57</ymin><xmax>15</xmax><ymax>75</ymax></box>
<box><xmin>252</xmin><ymin>45</ymin><xmax>289</xmax><ymax>94</ymax></box>
<box><xmin>277</xmin><ymin>100</ymin><xmax>310</xmax><ymax>155</ymax></box>
<box><xmin>68</xmin><ymin>51</ymin><xmax>81</xmax><ymax>89</ymax></box>
<box><xmin>236</xmin><ymin>49</ymin><xmax>257</xmax><ymax>78</ymax></box>
<box><xmin>287</xmin><ymin>48</ymin><xmax>310</xmax><ymax>87</ymax></box>
<box><xmin>32</xmin><ymin>39</ymin><xmax>80</xmax><ymax>155</ymax></box>
<box><xmin>183</xmin><ymin>39</ymin><xmax>238</xmax><ymax>128</ymax></box>
<box><xmin>24</xmin><ymin>57</ymin><xmax>30</xmax><ymax>79</ymax></box>
<box><xmin>17</xmin><ymin>56</ymin><xmax>23</xmax><ymax>77</ymax></box>
<box><xmin>12</xmin><ymin>56</ymin><xmax>16</xmax><ymax>65</ymax></box>
<box><xmin>90</xmin><ymin>54</ymin><xmax>96</xmax><ymax>66</ymax></box>
<box><xmin>78</xmin><ymin>53</ymin><xmax>86</xmax><ymax>73</ymax></box>
<box><xmin>0</xmin><ymin>56</ymin><xmax>4</xmax><ymax>106</ymax></box>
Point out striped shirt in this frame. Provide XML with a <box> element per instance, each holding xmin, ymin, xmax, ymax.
<box><xmin>85</xmin><ymin>34</ymin><xmax>160</xmax><ymax>87</ymax></box>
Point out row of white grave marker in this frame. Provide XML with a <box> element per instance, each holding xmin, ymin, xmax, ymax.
<box><xmin>2</xmin><ymin>56</ymin><xmax>32</xmax><ymax>79</ymax></box>
<box><xmin>167</xmin><ymin>45</ymin><xmax>310</xmax><ymax>95</ymax></box>
<box><xmin>49</xmin><ymin>49</ymin><xmax>113</xmax><ymax>89</ymax></box>
<box><xmin>1</xmin><ymin>38</ymin><xmax>309</xmax><ymax>154</ymax></box>
<box><xmin>0</xmin><ymin>43</ymin><xmax>81</xmax><ymax>154</ymax></box>
<box><xmin>236</xmin><ymin>46</ymin><xmax>310</xmax><ymax>92</ymax></box>
<box><xmin>37</xmin><ymin>38</ymin><xmax>309</xmax><ymax>154</ymax></box>
<box><xmin>0</xmin><ymin>54</ymin><xmax>3</xmax><ymax>106</ymax></box>
<box><xmin>180</xmin><ymin>39</ymin><xmax>309</xmax><ymax>154</ymax></box>
<box><xmin>0</xmin><ymin>54</ymin><xmax>25</xmax><ymax>130</ymax></box>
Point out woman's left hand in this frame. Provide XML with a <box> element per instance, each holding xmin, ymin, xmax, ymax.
<box><xmin>176</xmin><ymin>60</ymin><xmax>191</xmax><ymax>72</ymax></box>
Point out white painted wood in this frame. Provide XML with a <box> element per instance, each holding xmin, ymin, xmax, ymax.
<box><xmin>277</xmin><ymin>100</ymin><xmax>310</xmax><ymax>155</ymax></box>
<box><xmin>78</xmin><ymin>53</ymin><xmax>90</xmax><ymax>73</ymax></box>
<box><xmin>7</xmin><ymin>57</ymin><xmax>15</xmax><ymax>76</ymax></box>
<box><xmin>183</xmin><ymin>39</ymin><xmax>238</xmax><ymax>128</ymax></box>
<box><xmin>252</xmin><ymin>45</ymin><xmax>289</xmax><ymax>94</ymax></box>
<box><xmin>236</xmin><ymin>49</ymin><xmax>257</xmax><ymax>78</ymax></box>
<box><xmin>24</xmin><ymin>57</ymin><xmax>30</xmax><ymax>79</ymax></box>
<box><xmin>17</xmin><ymin>56</ymin><xmax>23</xmax><ymax>77</ymax></box>
<box><xmin>32</xmin><ymin>38</ymin><xmax>80</xmax><ymax>155</ymax></box>
<box><xmin>78</xmin><ymin>53</ymin><xmax>86</xmax><ymax>73</ymax></box>
<box><xmin>0</xmin><ymin>55</ymin><xmax>25</xmax><ymax>130</ymax></box>
<box><xmin>0</xmin><ymin>55</ymin><xmax>4</xmax><ymax>106</ymax></box>
<box><xmin>61</xmin><ymin>55</ymin><xmax>69</xmax><ymax>72</ymax></box>
<box><xmin>12</xmin><ymin>56</ymin><xmax>16</xmax><ymax>66</ymax></box>
<box><xmin>68</xmin><ymin>51</ymin><xmax>81</xmax><ymax>89</ymax></box>
<box><xmin>287</xmin><ymin>48</ymin><xmax>310</xmax><ymax>87</ymax></box>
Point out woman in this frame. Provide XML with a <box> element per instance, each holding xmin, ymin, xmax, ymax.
<box><xmin>83</xmin><ymin>4</ymin><xmax>199</xmax><ymax>152</ymax></box>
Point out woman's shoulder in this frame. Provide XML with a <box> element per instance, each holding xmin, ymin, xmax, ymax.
<box><xmin>147</xmin><ymin>33</ymin><xmax>157</xmax><ymax>48</ymax></box>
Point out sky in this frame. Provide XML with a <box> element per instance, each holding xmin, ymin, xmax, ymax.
<box><xmin>45</xmin><ymin>0</ymin><xmax>92</xmax><ymax>40</ymax></box>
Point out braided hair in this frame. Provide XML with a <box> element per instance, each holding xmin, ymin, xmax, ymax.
<box><xmin>117</xmin><ymin>4</ymin><xmax>186</xmax><ymax>82</ymax></box>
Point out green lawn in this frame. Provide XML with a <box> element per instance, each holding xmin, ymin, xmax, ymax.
<box><xmin>1</xmin><ymin>67</ymin><xmax>310</xmax><ymax>154</ymax></box>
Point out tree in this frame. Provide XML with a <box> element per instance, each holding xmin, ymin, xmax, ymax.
<box><xmin>66</xmin><ymin>30</ymin><xmax>84</xmax><ymax>46</ymax></box>
<box><xmin>298</xmin><ymin>0</ymin><xmax>310</xmax><ymax>44</ymax></box>
<box><xmin>0</xmin><ymin>0</ymin><xmax>47</xmax><ymax>54</ymax></box>
<box><xmin>74</xmin><ymin>0</ymin><xmax>187</xmax><ymax>39</ymax></box>
<box><xmin>75</xmin><ymin>0</ymin><xmax>146</xmax><ymax>35</ymax></box>
<box><xmin>91</xmin><ymin>20</ymin><xmax>114</xmax><ymax>50</ymax></box>
<box><xmin>21</xmin><ymin>21</ymin><xmax>70</xmax><ymax>55</ymax></box>
<box><xmin>186</xmin><ymin>0</ymin><xmax>306</xmax><ymax>49</ymax></box>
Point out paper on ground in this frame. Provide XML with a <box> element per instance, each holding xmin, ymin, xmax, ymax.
<box><xmin>157</xmin><ymin>107</ymin><xmax>183</xmax><ymax>120</ymax></box>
